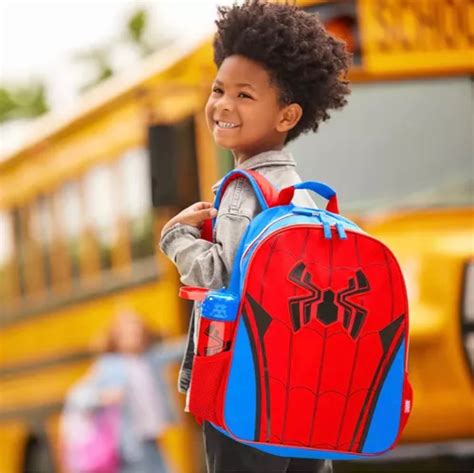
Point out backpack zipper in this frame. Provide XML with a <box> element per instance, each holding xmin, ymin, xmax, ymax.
<box><xmin>240</xmin><ymin>209</ymin><xmax>365</xmax><ymax>269</ymax></box>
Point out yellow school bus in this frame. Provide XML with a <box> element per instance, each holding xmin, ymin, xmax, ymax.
<box><xmin>297</xmin><ymin>0</ymin><xmax>474</xmax><ymax>462</ymax></box>
<box><xmin>296</xmin><ymin>0</ymin><xmax>474</xmax><ymax>464</ymax></box>
<box><xmin>0</xmin><ymin>1</ymin><xmax>473</xmax><ymax>472</ymax></box>
<box><xmin>0</xmin><ymin>37</ymin><xmax>225</xmax><ymax>473</ymax></box>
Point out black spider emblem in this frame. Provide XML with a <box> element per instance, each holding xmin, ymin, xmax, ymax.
<box><xmin>288</xmin><ymin>262</ymin><xmax>370</xmax><ymax>340</ymax></box>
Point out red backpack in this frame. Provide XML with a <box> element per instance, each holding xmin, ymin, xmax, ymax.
<box><xmin>180</xmin><ymin>170</ymin><xmax>413</xmax><ymax>460</ymax></box>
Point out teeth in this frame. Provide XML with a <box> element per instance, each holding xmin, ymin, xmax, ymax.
<box><xmin>217</xmin><ymin>121</ymin><xmax>238</xmax><ymax>129</ymax></box>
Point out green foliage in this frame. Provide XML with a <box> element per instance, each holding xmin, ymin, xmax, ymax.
<box><xmin>0</xmin><ymin>6</ymin><xmax>165</xmax><ymax>124</ymax></box>
<box><xmin>126</xmin><ymin>8</ymin><xmax>156</xmax><ymax>57</ymax></box>
<box><xmin>76</xmin><ymin>6</ymin><xmax>162</xmax><ymax>92</ymax></box>
<box><xmin>72</xmin><ymin>46</ymin><xmax>115</xmax><ymax>93</ymax></box>
<box><xmin>128</xmin><ymin>9</ymin><xmax>146</xmax><ymax>43</ymax></box>
<box><xmin>0</xmin><ymin>82</ymin><xmax>49</xmax><ymax>124</ymax></box>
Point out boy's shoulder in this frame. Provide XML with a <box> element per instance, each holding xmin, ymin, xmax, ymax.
<box><xmin>212</xmin><ymin>150</ymin><xmax>297</xmax><ymax>193</ymax></box>
<box><xmin>214</xmin><ymin>153</ymin><xmax>313</xmax><ymax>220</ymax></box>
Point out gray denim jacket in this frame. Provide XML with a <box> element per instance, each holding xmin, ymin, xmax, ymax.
<box><xmin>159</xmin><ymin>149</ymin><xmax>316</xmax><ymax>393</ymax></box>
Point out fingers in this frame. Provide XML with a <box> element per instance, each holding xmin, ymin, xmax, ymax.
<box><xmin>192</xmin><ymin>201</ymin><xmax>214</xmax><ymax>210</ymax></box>
<box><xmin>193</xmin><ymin>209</ymin><xmax>217</xmax><ymax>224</ymax></box>
<box><xmin>164</xmin><ymin>202</ymin><xmax>217</xmax><ymax>230</ymax></box>
<box><xmin>196</xmin><ymin>207</ymin><xmax>217</xmax><ymax>219</ymax></box>
<box><xmin>191</xmin><ymin>202</ymin><xmax>217</xmax><ymax>218</ymax></box>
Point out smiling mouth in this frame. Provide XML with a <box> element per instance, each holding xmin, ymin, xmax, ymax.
<box><xmin>215</xmin><ymin>120</ymin><xmax>240</xmax><ymax>129</ymax></box>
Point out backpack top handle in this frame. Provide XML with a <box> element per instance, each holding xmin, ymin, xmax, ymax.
<box><xmin>278</xmin><ymin>181</ymin><xmax>340</xmax><ymax>214</ymax></box>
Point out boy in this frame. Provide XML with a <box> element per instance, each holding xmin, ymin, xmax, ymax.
<box><xmin>160</xmin><ymin>1</ymin><xmax>351</xmax><ymax>471</ymax></box>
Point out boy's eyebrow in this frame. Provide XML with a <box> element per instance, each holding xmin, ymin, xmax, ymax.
<box><xmin>214</xmin><ymin>79</ymin><xmax>256</xmax><ymax>90</ymax></box>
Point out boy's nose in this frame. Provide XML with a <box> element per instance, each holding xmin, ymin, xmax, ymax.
<box><xmin>216</xmin><ymin>95</ymin><xmax>234</xmax><ymax>113</ymax></box>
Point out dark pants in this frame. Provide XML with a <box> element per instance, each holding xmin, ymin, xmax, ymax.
<box><xmin>203</xmin><ymin>422</ymin><xmax>333</xmax><ymax>473</ymax></box>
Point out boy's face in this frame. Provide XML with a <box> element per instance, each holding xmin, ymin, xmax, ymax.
<box><xmin>205</xmin><ymin>55</ymin><xmax>291</xmax><ymax>162</ymax></box>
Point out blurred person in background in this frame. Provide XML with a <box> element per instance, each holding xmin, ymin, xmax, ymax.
<box><xmin>61</xmin><ymin>309</ymin><xmax>186</xmax><ymax>473</ymax></box>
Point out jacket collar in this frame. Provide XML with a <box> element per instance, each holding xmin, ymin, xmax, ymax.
<box><xmin>212</xmin><ymin>149</ymin><xmax>296</xmax><ymax>193</ymax></box>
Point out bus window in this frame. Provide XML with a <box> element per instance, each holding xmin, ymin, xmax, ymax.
<box><xmin>119</xmin><ymin>148</ymin><xmax>155</xmax><ymax>262</ymax></box>
<box><xmin>11</xmin><ymin>207</ymin><xmax>27</xmax><ymax>298</ymax></box>
<box><xmin>59</xmin><ymin>182</ymin><xmax>82</xmax><ymax>283</ymax></box>
<box><xmin>289</xmin><ymin>77</ymin><xmax>473</xmax><ymax>213</ymax></box>
<box><xmin>149</xmin><ymin>118</ymin><xmax>200</xmax><ymax>208</ymax></box>
<box><xmin>0</xmin><ymin>212</ymin><xmax>14</xmax><ymax>313</ymax></box>
<box><xmin>17</xmin><ymin>202</ymin><xmax>51</xmax><ymax>297</ymax></box>
<box><xmin>83</xmin><ymin>164</ymin><xmax>116</xmax><ymax>271</ymax></box>
<box><xmin>31</xmin><ymin>195</ymin><xmax>53</xmax><ymax>291</ymax></box>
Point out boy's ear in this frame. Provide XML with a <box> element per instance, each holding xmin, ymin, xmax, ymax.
<box><xmin>276</xmin><ymin>103</ymin><xmax>303</xmax><ymax>133</ymax></box>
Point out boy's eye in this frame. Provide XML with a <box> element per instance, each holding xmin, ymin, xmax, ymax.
<box><xmin>211</xmin><ymin>87</ymin><xmax>252</xmax><ymax>99</ymax></box>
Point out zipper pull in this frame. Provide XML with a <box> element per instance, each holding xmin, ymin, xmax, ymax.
<box><xmin>319</xmin><ymin>214</ymin><xmax>332</xmax><ymax>239</ymax></box>
<box><xmin>336</xmin><ymin>222</ymin><xmax>347</xmax><ymax>240</ymax></box>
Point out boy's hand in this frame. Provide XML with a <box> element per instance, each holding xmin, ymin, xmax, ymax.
<box><xmin>161</xmin><ymin>202</ymin><xmax>217</xmax><ymax>236</ymax></box>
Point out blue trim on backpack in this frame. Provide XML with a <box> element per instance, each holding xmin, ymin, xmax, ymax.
<box><xmin>211</xmin><ymin>423</ymin><xmax>375</xmax><ymax>460</ymax></box>
<box><xmin>224</xmin><ymin>317</ymin><xmax>257</xmax><ymax>440</ymax></box>
<box><xmin>361</xmin><ymin>339</ymin><xmax>405</xmax><ymax>453</ymax></box>
<box><xmin>227</xmin><ymin>205</ymin><xmax>293</xmax><ymax>294</ymax></box>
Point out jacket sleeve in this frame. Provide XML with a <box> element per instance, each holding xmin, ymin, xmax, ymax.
<box><xmin>149</xmin><ymin>337</ymin><xmax>187</xmax><ymax>365</ymax></box>
<box><xmin>64</xmin><ymin>362</ymin><xmax>103</xmax><ymax>411</ymax></box>
<box><xmin>65</xmin><ymin>380</ymin><xmax>101</xmax><ymax>411</ymax></box>
<box><xmin>65</xmin><ymin>356</ymin><xmax>126</xmax><ymax>411</ymax></box>
<box><xmin>159</xmin><ymin>179</ymin><xmax>255</xmax><ymax>289</ymax></box>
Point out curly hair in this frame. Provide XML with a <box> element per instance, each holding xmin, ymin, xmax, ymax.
<box><xmin>213</xmin><ymin>0</ymin><xmax>351</xmax><ymax>143</ymax></box>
